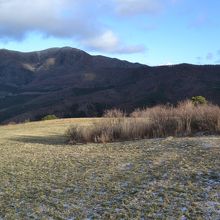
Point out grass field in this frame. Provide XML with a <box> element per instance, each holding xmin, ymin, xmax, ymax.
<box><xmin>0</xmin><ymin>119</ymin><xmax>219</xmax><ymax>219</ymax></box>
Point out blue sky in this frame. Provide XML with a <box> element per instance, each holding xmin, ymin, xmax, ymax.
<box><xmin>0</xmin><ymin>0</ymin><xmax>219</xmax><ymax>66</ymax></box>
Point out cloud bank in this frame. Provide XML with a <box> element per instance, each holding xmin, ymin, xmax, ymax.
<box><xmin>0</xmin><ymin>0</ymin><xmax>148</xmax><ymax>54</ymax></box>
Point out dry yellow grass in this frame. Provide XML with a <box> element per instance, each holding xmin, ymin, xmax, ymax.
<box><xmin>1</xmin><ymin>118</ymin><xmax>98</xmax><ymax>139</ymax></box>
<box><xmin>0</xmin><ymin>118</ymin><xmax>219</xmax><ymax>219</ymax></box>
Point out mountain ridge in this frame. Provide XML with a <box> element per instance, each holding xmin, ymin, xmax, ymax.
<box><xmin>0</xmin><ymin>47</ymin><xmax>220</xmax><ymax>123</ymax></box>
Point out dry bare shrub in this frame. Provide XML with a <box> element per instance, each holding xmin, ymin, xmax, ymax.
<box><xmin>175</xmin><ymin>100</ymin><xmax>195</xmax><ymax>135</ymax></box>
<box><xmin>67</xmin><ymin>117</ymin><xmax>150</xmax><ymax>144</ymax></box>
<box><xmin>103</xmin><ymin>108</ymin><xmax>126</xmax><ymax>118</ymax></box>
<box><xmin>190</xmin><ymin>104</ymin><xmax>220</xmax><ymax>133</ymax></box>
<box><xmin>132</xmin><ymin>100</ymin><xmax>220</xmax><ymax>137</ymax></box>
<box><xmin>67</xmin><ymin>101</ymin><xmax>220</xmax><ymax>144</ymax></box>
<box><xmin>130</xmin><ymin>107</ymin><xmax>150</xmax><ymax>118</ymax></box>
<box><xmin>143</xmin><ymin>105</ymin><xmax>179</xmax><ymax>137</ymax></box>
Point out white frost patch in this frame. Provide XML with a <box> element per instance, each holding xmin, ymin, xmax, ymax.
<box><xmin>200</xmin><ymin>142</ymin><xmax>213</xmax><ymax>148</ymax></box>
<box><xmin>118</xmin><ymin>163</ymin><xmax>133</xmax><ymax>171</ymax></box>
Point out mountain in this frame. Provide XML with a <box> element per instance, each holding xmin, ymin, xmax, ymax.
<box><xmin>0</xmin><ymin>47</ymin><xmax>220</xmax><ymax>123</ymax></box>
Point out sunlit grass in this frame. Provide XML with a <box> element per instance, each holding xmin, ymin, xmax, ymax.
<box><xmin>0</xmin><ymin>119</ymin><xmax>219</xmax><ymax>219</ymax></box>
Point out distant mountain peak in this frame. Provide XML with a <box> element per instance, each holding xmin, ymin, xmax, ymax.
<box><xmin>0</xmin><ymin>47</ymin><xmax>219</xmax><ymax>124</ymax></box>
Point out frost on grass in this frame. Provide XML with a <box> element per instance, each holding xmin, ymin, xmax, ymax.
<box><xmin>0</xmin><ymin>133</ymin><xmax>219</xmax><ymax>219</ymax></box>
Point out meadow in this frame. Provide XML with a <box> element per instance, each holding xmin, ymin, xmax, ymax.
<box><xmin>0</xmin><ymin>119</ymin><xmax>219</xmax><ymax>219</ymax></box>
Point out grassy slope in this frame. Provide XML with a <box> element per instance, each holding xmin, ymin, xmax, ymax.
<box><xmin>0</xmin><ymin>119</ymin><xmax>219</xmax><ymax>219</ymax></box>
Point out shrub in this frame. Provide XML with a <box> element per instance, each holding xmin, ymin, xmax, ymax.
<box><xmin>191</xmin><ymin>96</ymin><xmax>207</xmax><ymax>105</ymax></box>
<box><xmin>66</xmin><ymin>118</ymin><xmax>150</xmax><ymax>144</ymax></box>
<box><xmin>67</xmin><ymin>101</ymin><xmax>220</xmax><ymax>144</ymax></box>
<box><xmin>130</xmin><ymin>107</ymin><xmax>150</xmax><ymax>118</ymax></box>
<box><xmin>103</xmin><ymin>108</ymin><xmax>126</xmax><ymax>118</ymax></box>
<box><xmin>41</xmin><ymin>114</ymin><xmax>58</xmax><ymax>121</ymax></box>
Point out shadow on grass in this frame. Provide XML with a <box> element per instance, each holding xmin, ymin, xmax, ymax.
<box><xmin>11</xmin><ymin>134</ymin><xmax>68</xmax><ymax>146</ymax></box>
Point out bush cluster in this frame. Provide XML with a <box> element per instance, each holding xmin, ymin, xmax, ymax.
<box><xmin>67</xmin><ymin>99</ymin><xmax>220</xmax><ymax>144</ymax></box>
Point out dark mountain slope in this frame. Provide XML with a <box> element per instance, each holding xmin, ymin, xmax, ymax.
<box><xmin>0</xmin><ymin>47</ymin><xmax>219</xmax><ymax>123</ymax></box>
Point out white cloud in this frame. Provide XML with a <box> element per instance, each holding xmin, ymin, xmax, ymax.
<box><xmin>0</xmin><ymin>0</ymin><xmax>96</xmax><ymax>39</ymax></box>
<box><xmin>84</xmin><ymin>30</ymin><xmax>146</xmax><ymax>54</ymax></box>
<box><xmin>84</xmin><ymin>30</ymin><xmax>119</xmax><ymax>52</ymax></box>
<box><xmin>0</xmin><ymin>0</ymin><xmax>146</xmax><ymax>54</ymax></box>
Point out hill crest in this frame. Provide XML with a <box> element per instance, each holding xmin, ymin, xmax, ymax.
<box><xmin>0</xmin><ymin>47</ymin><xmax>219</xmax><ymax>123</ymax></box>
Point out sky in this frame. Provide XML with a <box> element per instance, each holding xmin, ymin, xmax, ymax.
<box><xmin>0</xmin><ymin>0</ymin><xmax>220</xmax><ymax>66</ymax></box>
